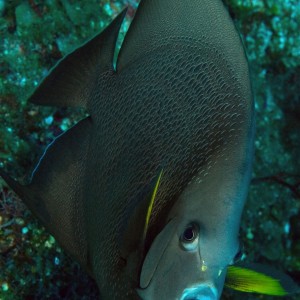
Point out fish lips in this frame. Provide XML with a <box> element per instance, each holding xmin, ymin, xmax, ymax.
<box><xmin>180</xmin><ymin>284</ymin><xmax>219</xmax><ymax>300</ymax></box>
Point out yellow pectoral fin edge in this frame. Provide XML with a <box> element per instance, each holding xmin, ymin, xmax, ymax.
<box><xmin>143</xmin><ymin>169</ymin><xmax>163</xmax><ymax>241</ymax></box>
<box><xmin>225</xmin><ymin>266</ymin><xmax>288</xmax><ymax>296</ymax></box>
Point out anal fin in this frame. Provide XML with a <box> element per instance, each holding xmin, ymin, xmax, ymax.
<box><xmin>0</xmin><ymin>117</ymin><xmax>92</xmax><ymax>273</ymax></box>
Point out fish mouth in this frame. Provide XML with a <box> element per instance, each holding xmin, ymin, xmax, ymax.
<box><xmin>180</xmin><ymin>284</ymin><xmax>218</xmax><ymax>300</ymax></box>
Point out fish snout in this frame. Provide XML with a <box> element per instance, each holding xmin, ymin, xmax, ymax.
<box><xmin>181</xmin><ymin>284</ymin><xmax>219</xmax><ymax>300</ymax></box>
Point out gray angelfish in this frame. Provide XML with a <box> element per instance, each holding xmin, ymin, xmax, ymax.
<box><xmin>3</xmin><ymin>0</ymin><xmax>295</xmax><ymax>299</ymax></box>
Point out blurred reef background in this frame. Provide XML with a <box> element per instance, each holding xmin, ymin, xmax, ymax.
<box><xmin>0</xmin><ymin>0</ymin><xmax>299</xmax><ymax>299</ymax></box>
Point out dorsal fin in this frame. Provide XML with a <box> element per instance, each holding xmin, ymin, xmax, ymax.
<box><xmin>0</xmin><ymin>117</ymin><xmax>92</xmax><ymax>273</ymax></box>
<box><xmin>117</xmin><ymin>0</ymin><xmax>247</xmax><ymax>91</ymax></box>
<box><xmin>29</xmin><ymin>8</ymin><xmax>127</xmax><ymax>108</ymax></box>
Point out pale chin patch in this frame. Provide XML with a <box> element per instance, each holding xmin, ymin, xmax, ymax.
<box><xmin>180</xmin><ymin>284</ymin><xmax>219</xmax><ymax>300</ymax></box>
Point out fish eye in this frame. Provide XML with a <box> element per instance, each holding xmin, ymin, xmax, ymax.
<box><xmin>180</xmin><ymin>223</ymin><xmax>199</xmax><ymax>251</ymax></box>
<box><xmin>183</xmin><ymin>226</ymin><xmax>196</xmax><ymax>241</ymax></box>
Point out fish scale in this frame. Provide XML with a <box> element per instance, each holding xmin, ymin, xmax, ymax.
<box><xmin>84</xmin><ymin>32</ymin><xmax>248</xmax><ymax>299</ymax></box>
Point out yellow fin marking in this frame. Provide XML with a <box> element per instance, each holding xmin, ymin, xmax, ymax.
<box><xmin>225</xmin><ymin>265</ymin><xmax>288</xmax><ymax>296</ymax></box>
<box><xmin>143</xmin><ymin>169</ymin><xmax>163</xmax><ymax>241</ymax></box>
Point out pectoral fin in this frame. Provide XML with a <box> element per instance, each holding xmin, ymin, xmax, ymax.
<box><xmin>121</xmin><ymin>169</ymin><xmax>163</xmax><ymax>261</ymax></box>
<box><xmin>225</xmin><ymin>263</ymin><xmax>300</xmax><ymax>296</ymax></box>
<box><xmin>142</xmin><ymin>169</ymin><xmax>163</xmax><ymax>243</ymax></box>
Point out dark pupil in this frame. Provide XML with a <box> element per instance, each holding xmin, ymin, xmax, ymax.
<box><xmin>183</xmin><ymin>227</ymin><xmax>194</xmax><ymax>241</ymax></box>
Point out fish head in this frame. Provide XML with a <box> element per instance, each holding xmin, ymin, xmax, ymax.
<box><xmin>138</xmin><ymin>217</ymin><xmax>227</xmax><ymax>300</ymax></box>
<box><xmin>138</xmin><ymin>142</ymin><xmax>251</xmax><ymax>300</ymax></box>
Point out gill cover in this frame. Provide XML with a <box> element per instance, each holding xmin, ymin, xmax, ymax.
<box><xmin>139</xmin><ymin>218</ymin><xmax>177</xmax><ymax>289</ymax></box>
<box><xmin>134</xmin><ymin>168</ymin><xmax>178</xmax><ymax>290</ymax></box>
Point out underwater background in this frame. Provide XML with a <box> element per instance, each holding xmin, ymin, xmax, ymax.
<box><xmin>0</xmin><ymin>0</ymin><xmax>299</xmax><ymax>299</ymax></box>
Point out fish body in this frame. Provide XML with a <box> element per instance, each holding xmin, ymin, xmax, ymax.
<box><xmin>0</xmin><ymin>0</ymin><xmax>255</xmax><ymax>299</ymax></box>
